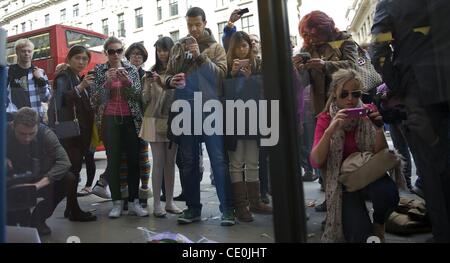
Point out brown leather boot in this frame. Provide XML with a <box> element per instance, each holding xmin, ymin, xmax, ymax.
<box><xmin>232</xmin><ymin>182</ymin><xmax>253</xmax><ymax>222</ymax></box>
<box><xmin>373</xmin><ymin>223</ymin><xmax>386</xmax><ymax>243</ymax></box>
<box><xmin>247</xmin><ymin>181</ymin><xmax>272</xmax><ymax>214</ymax></box>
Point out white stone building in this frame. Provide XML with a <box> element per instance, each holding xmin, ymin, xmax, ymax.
<box><xmin>1</xmin><ymin>0</ymin><xmax>301</xmax><ymax>67</ymax></box>
<box><xmin>346</xmin><ymin>0</ymin><xmax>379</xmax><ymax>45</ymax></box>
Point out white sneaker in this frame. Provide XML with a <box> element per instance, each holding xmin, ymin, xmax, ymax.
<box><xmin>128</xmin><ymin>199</ymin><xmax>149</xmax><ymax>217</ymax></box>
<box><xmin>92</xmin><ymin>182</ymin><xmax>111</xmax><ymax>199</ymax></box>
<box><xmin>109</xmin><ymin>200</ymin><xmax>123</xmax><ymax>218</ymax></box>
<box><xmin>165</xmin><ymin>202</ymin><xmax>183</xmax><ymax>214</ymax></box>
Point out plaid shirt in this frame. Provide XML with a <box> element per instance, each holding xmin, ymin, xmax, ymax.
<box><xmin>6</xmin><ymin>65</ymin><xmax>51</xmax><ymax>118</ymax></box>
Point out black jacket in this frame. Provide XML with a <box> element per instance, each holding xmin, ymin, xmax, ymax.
<box><xmin>48</xmin><ymin>69</ymin><xmax>94</xmax><ymax>151</ymax></box>
<box><xmin>7</xmin><ymin>124</ymin><xmax>71</xmax><ymax>182</ymax></box>
<box><xmin>371</xmin><ymin>0</ymin><xmax>450</xmax><ymax>105</ymax></box>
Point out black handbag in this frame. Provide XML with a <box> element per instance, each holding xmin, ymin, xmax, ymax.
<box><xmin>53</xmin><ymin>100</ymin><xmax>81</xmax><ymax>139</ymax></box>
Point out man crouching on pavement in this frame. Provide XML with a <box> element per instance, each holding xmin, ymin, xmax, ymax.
<box><xmin>6</xmin><ymin>107</ymin><xmax>73</xmax><ymax>236</ymax></box>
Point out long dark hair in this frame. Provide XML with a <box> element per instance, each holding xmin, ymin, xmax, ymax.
<box><xmin>226</xmin><ymin>31</ymin><xmax>254</xmax><ymax>70</ymax></box>
<box><xmin>152</xmin><ymin>37</ymin><xmax>174</xmax><ymax>72</ymax></box>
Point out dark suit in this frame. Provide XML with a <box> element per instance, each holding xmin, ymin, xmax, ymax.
<box><xmin>371</xmin><ymin>0</ymin><xmax>450</xmax><ymax>242</ymax></box>
<box><xmin>48</xmin><ymin>69</ymin><xmax>94</xmax><ymax>178</ymax></box>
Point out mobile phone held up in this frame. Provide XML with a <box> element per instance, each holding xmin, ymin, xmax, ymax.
<box><xmin>238</xmin><ymin>59</ymin><xmax>250</xmax><ymax>69</ymax></box>
<box><xmin>294</xmin><ymin>52</ymin><xmax>311</xmax><ymax>63</ymax></box>
<box><xmin>237</xmin><ymin>8</ymin><xmax>249</xmax><ymax>16</ymax></box>
<box><xmin>345</xmin><ymin>107</ymin><xmax>368</xmax><ymax>119</ymax></box>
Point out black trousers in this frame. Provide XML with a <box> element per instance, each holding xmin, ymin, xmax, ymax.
<box><xmin>7</xmin><ymin>173</ymin><xmax>72</xmax><ymax>226</ymax></box>
<box><xmin>402</xmin><ymin>102</ymin><xmax>450</xmax><ymax>242</ymax></box>
<box><xmin>342</xmin><ymin>176</ymin><xmax>399</xmax><ymax>243</ymax></box>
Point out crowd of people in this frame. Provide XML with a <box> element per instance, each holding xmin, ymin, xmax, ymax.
<box><xmin>4</xmin><ymin>1</ymin><xmax>449</xmax><ymax>243</ymax></box>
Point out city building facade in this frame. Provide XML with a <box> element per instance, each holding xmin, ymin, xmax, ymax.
<box><xmin>1</xmin><ymin>0</ymin><xmax>293</xmax><ymax>67</ymax></box>
<box><xmin>346</xmin><ymin>0</ymin><xmax>378</xmax><ymax>45</ymax></box>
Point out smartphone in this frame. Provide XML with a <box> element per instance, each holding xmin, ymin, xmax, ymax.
<box><xmin>238</xmin><ymin>59</ymin><xmax>250</xmax><ymax>69</ymax></box>
<box><xmin>294</xmin><ymin>52</ymin><xmax>311</xmax><ymax>63</ymax></box>
<box><xmin>145</xmin><ymin>71</ymin><xmax>154</xmax><ymax>78</ymax></box>
<box><xmin>237</xmin><ymin>8</ymin><xmax>249</xmax><ymax>16</ymax></box>
<box><xmin>117</xmin><ymin>67</ymin><xmax>127</xmax><ymax>74</ymax></box>
<box><xmin>345</xmin><ymin>108</ymin><xmax>368</xmax><ymax>118</ymax></box>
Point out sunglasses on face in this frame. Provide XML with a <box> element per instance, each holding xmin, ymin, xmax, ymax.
<box><xmin>106</xmin><ymin>48</ymin><xmax>124</xmax><ymax>56</ymax></box>
<box><xmin>339</xmin><ymin>90</ymin><xmax>363</xmax><ymax>99</ymax></box>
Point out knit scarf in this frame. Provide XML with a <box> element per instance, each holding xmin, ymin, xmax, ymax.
<box><xmin>321</xmin><ymin>101</ymin><xmax>376</xmax><ymax>243</ymax></box>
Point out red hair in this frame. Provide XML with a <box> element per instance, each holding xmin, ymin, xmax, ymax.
<box><xmin>299</xmin><ymin>11</ymin><xmax>339</xmax><ymax>48</ymax></box>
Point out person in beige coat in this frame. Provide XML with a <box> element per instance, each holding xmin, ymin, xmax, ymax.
<box><xmin>140</xmin><ymin>37</ymin><xmax>182</xmax><ymax>217</ymax></box>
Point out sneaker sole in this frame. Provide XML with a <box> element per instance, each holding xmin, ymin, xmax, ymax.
<box><xmin>108</xmin><ymin>214</ymin><xmax>122</xmax><ymax>219</ymax></box>
<box><xmin>220</xmin><ymin>220</ymin><xmax>235</xmax><ymax>226</ymax></box>
<box><xmin>177</xmin><ymin>216</ymin><xmax>201</xmax><ymax>225</ymax></box>
<box><xmin>128</xmin><ymin>211</ymin><xmax>149</xmax><ymax>217</ymax></box>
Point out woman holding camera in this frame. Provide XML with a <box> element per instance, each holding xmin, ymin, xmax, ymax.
<box><xmin>225</xmin><ymin>31</ymin><xmax>272</xmax><ymax>222</ymax></box>
<box><xmin>310</xmin><ymin>69</ymin><xmax>400</xmax><ymax>242</ymax></box>
<box><xmin>91</xmin><ymin>37</ymin><xmax>147</xmax><ymax>218</ymax></box>
<box><xmin>140</xmin><ymin>37</ymin><xmax>182</xmax><ymax>217</ymax></box>
<box><xmin>48</xmin><ymin>45</ymin><xmax>97</xmax><ymax>222</ymax></box>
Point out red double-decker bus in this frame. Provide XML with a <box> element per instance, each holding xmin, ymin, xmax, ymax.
<box><xmin>6</xmin><ymin>24</ymin><xmax>107</xmax><ymax>83</ymax></box>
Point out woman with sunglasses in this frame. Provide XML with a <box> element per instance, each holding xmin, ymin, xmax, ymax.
<box><xmin>111</xmin><ymin>43</ymin><xmax>152</xmax><ymax>210</ymax></box>
<box><xmin>310</xmin><ymin>69</ymin><xmax>399</xmax><ymax>242</ymax></box>
<box><xmin>91</xmin><ymin>36</ymin><xmax>147</xmax><ymax>218</ymax></box>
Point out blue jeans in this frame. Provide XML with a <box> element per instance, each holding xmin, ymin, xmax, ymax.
<box><xmin>178</xmin><ymin>134</ymin><xmax>233</xmax><ymax>213</ymax></box>
<box><xmin>389</xmin><ymin>123</ymin><xmax>420</xmax><ymax>188</ymax></box>
<box><xmin>342</xmin><ymin>176</ymin><xmax>399</xmax><ymax>243</ymax></box>
<box><xmin>299</xmin><ymin>111</ymin><xmax>320</xmax><ymax>179</ymax></box>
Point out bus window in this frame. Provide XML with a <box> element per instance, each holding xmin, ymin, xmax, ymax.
<box><xmin>29</xmin><ymin>33</ymin><xmax>51</xmax><ymax>60</ymax></box>
<box><xmin>66</xmin><ymin>30</ymin><xmax>104</xmax><ymax>50</ymax></box>
<box><xmin>6</xmin><ymin>42</ymin><xmax>16</xmax><ymax>64</ymax></box>
<box><xmin>6</xmin><ymin>33</ymin><xmax>51</xmax><ymax>63</ymax></box>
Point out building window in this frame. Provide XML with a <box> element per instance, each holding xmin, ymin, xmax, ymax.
<box><xmin>169</xmin><ymin>0</ymin><xmax>178</xmax><ymax>17</ymax></box>
<box><xmin>21</xmin><ymin>22</ymin><xmax>26</xmax><ymax>33</ymax></box>
<box><xmin>135</xmin><ymin>8</ymin><xmax>143</xmax><ymax>29</ymax></box>
<box><xmin>73</xmin><ymin>4</ymin><xmax>79</xmax><ymax>17</ymax></box>
<box><xmin>241</xmin><ymin>15</ymin><xmax>254</xmax><ymax>34</ymax></box>
<box><xmin>102</xmin><ymin>18</ymin><xmax>109</xmax><ymax>36</ymax></box>
<box><xmin>86</xmin><ymin>0</ymin><xmax>92</xmax><ymax>12</ymax></box>
<box><xmin>218</xmin><ymin>21</ymin><xmax>227</xmax><ymax>41</ymax></box>
<box><xmin>87</xmin><ymin>23</ymin><xmax>93</xmax><ymax>30</ymax></box>
<box><xmin>60</xmin><ymin>9</ymin><xmax>66</xmax><ymax>22</ymax></box>
<box><xmin>29</xmin><ymin>20</ymin><xmax>33</xmax><ymax>31</ymax></box>
<box><xmin>13</xmin><ymin>25</ymin><xmax>18</xmax><ymax>35</ymax></box>
<box><xmin>101</xmin><ymin>0</ymin><xmax>105</xmax><ymax>8</ymax></box>
<box><xmin>118</xmin><ymin>13</ymin><xmax>126</xmax><ymax>37</ymax></box>
<box><xmin>158</xmin><ymin>34</ymin><xmax>163</xmax><ymax>39</ymax></box>
<box><xmin>216</xmin><ymin>0</ymin><xmax>227</xmax><ymax>7</ymax></box>
<box><xmin>170</xmin><ymin>30</ymin><xmax>179</xmax><ymax>42</ymax></box>
<box><xmin>157</xmin><ymin>0</ymin><xmax>163</xmax><ymax>20</ymax></box>
<box><xmin>45</xmin><ymin>14</ymin><xmax>50</xmax><ymax>26</ymax></box>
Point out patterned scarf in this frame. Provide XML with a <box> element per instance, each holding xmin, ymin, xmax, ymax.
<box><xmin>322</xmin><ymin>100</ymin><xmax>376</xmax><ymax>243</ymax></box>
